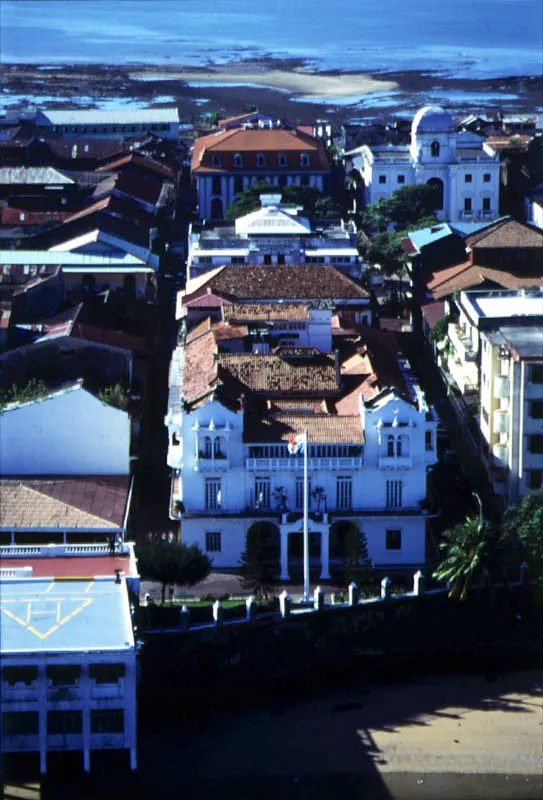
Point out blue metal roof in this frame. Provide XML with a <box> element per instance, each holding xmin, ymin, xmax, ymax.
<box><xmin>407</xmin><ymin>224</ymin><xmax>453</xmax><ymax>251</ymax></box>
<box><xmin>0</xmin><ymin>577</ymin><xmax>134</xmax><ymax>654</ymax></box>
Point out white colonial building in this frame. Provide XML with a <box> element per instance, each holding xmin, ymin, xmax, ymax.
<box><xmin>347</xmin><ymin>106</ymin><xmax>501</xmax><ymax>223</ymax></box>
<box><xmin>187</xmin><ymin>194</ymin><xmax>361</xmax><ymax>281</ymax></box>
<box><xmin>166</xmin><ymin>282</ymin><xmax>438</xmax><ymax>576</ymax></box>
<box><xmin>0</xmin><ymin>573</ymin><xmax>137</xmax><ymax>773</ymax></box>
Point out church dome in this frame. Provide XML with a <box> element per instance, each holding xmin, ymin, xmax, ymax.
<box><xmin>412</xmin><ymin>106</ymin><xmax>455</xmax><ymax>135</ymax></box>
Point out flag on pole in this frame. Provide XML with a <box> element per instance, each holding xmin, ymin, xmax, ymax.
<box><xmin>287</xmin><ymin>432</ymin><xmax>307</xmax><ymax>455</ymax></box>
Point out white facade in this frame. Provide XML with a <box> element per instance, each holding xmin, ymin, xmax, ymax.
<box><xmin>443</xmin><ymin>289</ymin><xmax>543</xmax><ymax>503</ymax></box>
<box><xmin>187</xmin><ymin>196</ymin><xmax>361</xmax><ymax>281</ymax></box>
<box><xmin>0</xmin><ymin>575</ymin><xmax>137</xmax><ymax>773</ymax></box>
<box><xmin>349</xmin><ymin>106</ymin><xmax>501</xmax><ymax>223</ymax></box>
<box><xmin>166</xmin><ymin>355</ymin><xmax>437</xmax><ymax>573</ymax></box>
<box><xmin>0</xmin><ymin>384</ymin><xmax>130</xmax><ymax>476</ymax></box>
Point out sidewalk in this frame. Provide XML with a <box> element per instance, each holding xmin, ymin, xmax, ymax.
<box><xmin>140</xmin><ymin>571</ymin><xmax>345</xmax><ymax>604</ymax></box>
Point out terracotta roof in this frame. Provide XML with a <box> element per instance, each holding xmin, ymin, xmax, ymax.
<box><xmin>426</xmin><ymin>261</ymin><xmax>543</xmax><ymax>300</ymax></box>
<box><xmin>243</xmin><ymin>412</ymin><xmax>364</xmax><ymax>444</ymax></box>
<box><xmin>212</xmin><ymin>323</ymin><xmax>248</xmax><ymax>342</ymax></box>
<box><xmin>114</xmin><ymin>172</ymin><xmax>166</xmax><ymax>206</ymax></box>
<box><xmin>63</xmin><ymin>195</ymin><xmax>157</xmax><ymax>229</ymax></box>
<box><xmin>223</xmin><ymin>302</ymin><xmax>312</xmax><ymax>323</ymax></box>
<box><xmin>337</xmin><ymin>329</ymin><xmax>408</xmax><ymax>410</ymax></box>
<box><xmin>42</xmin><ymin>137</ymin><xmax>129</xmax><ymax>162</ymax></box>
<box><xmin>96</xmin><ymin>152</ymin><xmax>175</xmax><ymax>179</ymax></box>
<box><xmin>192</xmin><ymin>127</ymin><xmax>330</xmax><ymax>174</ymax></box>
<box><xmin>189</xmin><ymin>265</ymin><xmax>369</xmax><ymax>302</ymax></box>
<box><xmin>421</xmin><ymin>301</ymin><xmax>447</xmax><ymax>329</ymax></box>
<box><xmin>0</xmin><ymin>208</ymin><xmax>70</xmax><ymax>226</ymax></box>
<box><xmin>0</xmin><ymin>477</ymin><xmax>130</xmax><ymax>531</ymax></box>
<box><xmin>465</xmin><ymin>218</ymin><xmax>543</xmax><ymax>249</ymax></box>
<box><xmin>218</xmin><ymin>352</ymin><xmax>339</xmax><ymax>395</ymax></box>
<box><xmin>484</xmin><ymin>135</ymin><xmax>531</xmax><ymax>152</ymax></box>
<box><xmin>182</xmin><ymin>329</ymin><xmax>219</xmax><ymax>406</ymax></box>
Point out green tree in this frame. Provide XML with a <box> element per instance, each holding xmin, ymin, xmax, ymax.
<box><xmin>137</xmin><ymin>540</ymin><xmax>212</xmax><ymax>604</ymax></box>
<box><xmin>342</xmin><ymin>522</ymin><xmax>373</xmax><ymax>587</ymax></box>
<box><xmin>361</xmin><ymin>185</ymin><xmax>441</xmax><ymax>235</ymax></box>
<box><xmin>99</xmin><ymin>383</ymin><xmax>129</xmax><ymax>410</ymax></box>
<box><xmin>239</xmin><ymin>522</ymin><xmax>279</xmax><ymax>600</ymax></box>
<box><xmin>502</xmin><ymin>490</ymin><xmax>543</xmax><ymax>579</ymax></box>
<box><xmin>433</xmin><ymin>516</ymin><xmax>510</xmax><ymax>600</ymax></box>
<box><xmin>225</xmin><ymin>182</ymin><xmax>342</xmax><ymax>222</ymax></box>
<box><xmin>428</xmin><ymin>313</ymin><xmax>452</xmax><ymax>344</ymax></box>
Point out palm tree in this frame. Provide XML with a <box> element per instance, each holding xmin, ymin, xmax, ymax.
<box><xmin>433</xmin><ymin>515</ymin><xmax>509</xmax><ymax>601</ymax></box>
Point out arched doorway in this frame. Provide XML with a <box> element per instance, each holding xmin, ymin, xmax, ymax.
<box><xmin>427</xmin><ymin>177</ymin><xmax>444</xmax><ymax>211</ymax></box>
<box><xmin>245</xmin><ymin>521</ymin><xmax>280</xmax><ymax>564</ymax></box>
<box><xmin>210</xmin><ymin>197</ymin><xmax>223</xmax><ymax>219</ymax></box>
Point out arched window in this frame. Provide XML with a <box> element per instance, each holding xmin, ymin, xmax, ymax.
<box><xmin>211</xmin><ymin>154</ymin><xmax>221</xmax><ymax>168</ymax></box>
<box><xmin>300</xmin><ymin>153</ymin><xmax>310</xmax><ymax>167</ymax></box>
<box><xmin>277</xmin><ymin>153</ymin><xmax>287</xmax><ymax>167</ymax></box>
<box><xmin>397</xmin><ymin>435</ymin><xmax>409</xmax><ymax>457</ymax></box>
<box><xmin>387</xmin><ymin>435</ymin><xmax>395</xmax><ymax>457</ymax></box>
<box><xmin>214</xmin><ymin>436</ymin><xmax>226</xmax><ymax>459</ymax></box>
<box><xmin>256</xmin><ymin>153</ymin><xmax>266</xmax><ymax>167</ymax></box>
<box><xmin>204</xmin><ymin>437</ymin><xmax>212</xmax><ymax>459</ymax></box>
<box><xmin>427</xmin><ymin>177</ymin><xmax>444</xmax><ymax>211</ymax></box>
<box><xmin>233</xmin><ymin>153</ymin><xmax>243</xmax><ymax>168</ymax></box>
<box><xmin>430</xmin><ymin>140</ymin><xmax>440</xmax><ymax>157</ymax></box>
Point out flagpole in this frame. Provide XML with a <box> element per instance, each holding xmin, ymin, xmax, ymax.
<box><xmin>303</xmin><ymin>428</ymin><xmax>310</xmax><ymax>603</ymax></box>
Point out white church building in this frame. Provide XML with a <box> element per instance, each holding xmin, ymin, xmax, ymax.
<box><xmin>347</xmin><ymin>106</ymin><xmax>501</xmax><ymax>223</ymax></box>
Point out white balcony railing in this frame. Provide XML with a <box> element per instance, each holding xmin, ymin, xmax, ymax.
<box><xmin>245</xmin><ymin>457</ymin><xmax>364</xmax><ymax>471</ymax></box>
<box><xmin>378</xmin><ymin>455</ymin><xmax>413</xmax><ymax>470</ymax></box>
<box><xmin>194</xmin><ymin>457</ymin><xmax>230</xmax><ymax>472</ymax></box>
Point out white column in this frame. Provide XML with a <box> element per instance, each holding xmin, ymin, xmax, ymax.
<box><xmin>280</xmin><ymin>531</ymin><xmax>289</xmax><ymax>580</ymax></box>
<box><xmin>320</xmin><ymin>528</ymin><xmax>330</xmax><ymax>580</ymax></box>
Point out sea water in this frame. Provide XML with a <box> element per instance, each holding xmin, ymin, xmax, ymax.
<box><xmin>1</xmin><ymin>0</ymin><xmax>542</xmax><ymax>78</ymax></box>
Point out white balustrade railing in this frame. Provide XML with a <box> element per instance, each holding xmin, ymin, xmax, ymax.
<box><xmin>246</xmin><ymin>457</ymin><xmax>363</xmax><ymax>471</ymax></box>
<box><xmin>0</xmin><ymin>543</ymin><xmax>130</xmax><ymax>558</ymax></box>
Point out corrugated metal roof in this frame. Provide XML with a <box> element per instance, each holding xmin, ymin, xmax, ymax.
<box><xmin>0</xmin><ymin>250</ymin><xmax>146</xmax><ymax>266</ymax></box>
<box><xmin>41</xmin><ymin>108</ymin><xmax>179</xmax><ymax>125</ymax></box>
<box><xmin>0</xmin><ymin>167</ymin><xmax>73</xmax><ymax>184</ymax></box>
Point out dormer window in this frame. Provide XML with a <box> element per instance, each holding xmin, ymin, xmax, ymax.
<box><xmin>233</xmin><ymin>153</ymin><xmax>243</xmax><ymax>168</ymax></box>
<box><xmin>277</xmin><ymin>153</ymin><xmax>287</xmax><ymax>167</ymax></box>
<box><xmin>300</xmin><ymin>153</ymin><xmax>310</xmax><ymax>167</ymax></box>
<box><xmin>430</xmin><ymin>141</ymin><xmax>440</xmax><ymax>157</ymax></box>
<box><xmin>211</xmin><ymin>154</ymin><xmax>221</xmax><ymax>168</ymax></box>
<box><xmin>256</xmin><ymin>153</ymin><xmax>267</xmax><ymax>167</ymax></box>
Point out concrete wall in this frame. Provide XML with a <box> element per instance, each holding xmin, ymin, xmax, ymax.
<box><xmin>0</xmin><ymin>387</ymin><xmax>130</xmax><ymax>475</ymax></box>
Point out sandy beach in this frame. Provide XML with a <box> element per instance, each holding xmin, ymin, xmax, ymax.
<box><xmin>1</xmin><ymin>60</ymin><xmax>541</xmax><ymax>126</ymax></box>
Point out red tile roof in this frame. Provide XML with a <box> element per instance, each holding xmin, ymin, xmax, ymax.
<box><xmin>96</xmin><ymin>152</ymin><xmax>175</xmax><ymax>179</ymax></box>
<box><xmin>243</xmin><ymin>412</ymin><xmax>364</xmax><ymax>444</ymax></box>
<box><xmin>185</xmin><ymin>265</ymin><xmax>369</xmax><ymax>302</ymax></box>
<box><xmin>0</xmin><ymin>207</ymin><xmax>70</xmax><ymax>226</ymax></box>
<box><xmin>426</xmin><ymin>260</ymin><xmax>543</xmax><ymax>300</ymax></box>
<box><xmin>0</xmin><ymin>477</ymin><xmax>131</xmax><ymax>530</ymax></box>
<box><xmin>192</xmin><ymin>127</ymin><xmax>330</xmax><ymax>174</ymax></box>
<box><xmin>465</xmin><ymin>218</ymin><xmax>543</xmax><ymax>249</ymax></box>
<box><xmin>218</xmin><ymin>352</ymin><xmax>339</xmax><ymax>395</ymax></box>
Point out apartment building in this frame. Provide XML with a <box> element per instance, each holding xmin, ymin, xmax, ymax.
<box><xmin>444</xmin><ymin>289</ymin><xmax>543</xmax><ymax>503</ymax></box>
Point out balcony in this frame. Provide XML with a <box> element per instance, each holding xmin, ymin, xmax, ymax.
<box><xmin>1</xmin><ymin>682</ymin><xmax>38</xmax><ymax>702</ymax></box>
<box><xmin>378</xmin><ymin>455</ymin><xmax>413</xmax><ymax>470</ymax></box>
<box><xmin>194</xmin><ymin>455</ymin><xmax>230</xmax><ymax>472</ymax></box>
<box><xmin>494</xmin><ymin>375</ymin><xmax>510</xmax><ymax>399</ymax></box>
<box><xmin>493</xmin><ymin>410</ymin><xmax>509</xmax><ymax>434</ymax></box>
<box><xmin>245</xmin><ymin>457</ymin><xmax>364</xmax><ymax>471</ymax></box>
<box><xmin>448</xmin><ymin>324</ymin><xmax>477</xmax><ymax>362</ymax></box>
<box><xmin>492</xmin><ymin>443</ymin><xmax>509</xmax><ymax>468</ymax></box>
<box><xmin>447</xmin><ymin>353</ymin><xmax>479</xmax><ymax>394</ymax></box>
<box><xmin>90</xmin><ymin>680</ymin><xmax>125</xmax><ymax>699</ymax></box>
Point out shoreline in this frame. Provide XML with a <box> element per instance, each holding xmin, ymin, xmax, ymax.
<box><xmin>1</xmin><ymin>58</ymin><xmax>542</xmax><ymax>125</ymax></box>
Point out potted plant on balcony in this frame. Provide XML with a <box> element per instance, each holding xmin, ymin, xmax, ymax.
<box><xmin>311</xmin><ymin>486</ymin><xmax>326</xmax><ymax>518</ymax></box>
<box><xmin>272</xmin><ymin>486</ymin><xmax>288</xmax><ymax>512</ymax></box>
